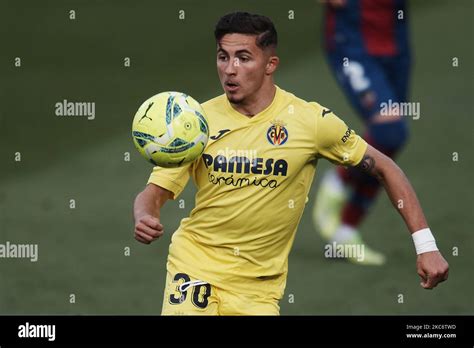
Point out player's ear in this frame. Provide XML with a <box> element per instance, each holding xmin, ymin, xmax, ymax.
<box><xmin>265</xmin><ymin>55</ymin><xmax>279</xmax><ymax>75</ymax></box>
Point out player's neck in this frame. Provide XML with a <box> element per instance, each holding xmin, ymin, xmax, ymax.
<box><xmin>231</xmin><ymin>83</ymin><xmax>276</xmax><ymax>117</ymax></box>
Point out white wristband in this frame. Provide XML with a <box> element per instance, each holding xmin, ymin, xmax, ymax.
<box><xmin>412</xmin><ymin>228</ymin><xmax>438</xmax><ymax>255</ymax></box>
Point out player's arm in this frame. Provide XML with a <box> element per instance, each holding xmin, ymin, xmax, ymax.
<box><xmin>134</xmin><ymin>162</ymin><xmax>192</xmax><ymax>244</ymax></box>
<box><xmin>355</xmin><ymin>145</ymin><xmax>449</xmax><ymax>289</ymax></box>
<box><xmin>133</xmin><ymin>184</ymin><xmax>172</xmax><ymax>244</ymax></box>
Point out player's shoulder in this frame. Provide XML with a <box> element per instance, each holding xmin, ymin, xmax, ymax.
<box><xmin>202</xmin><ymin>94</ymin><xmax>227</xmax><ymax>113</ymax></box>
<box><xmin>278</xmin><ymin>87</ymin><xmax>328</xmax><ymax>118</ymax></box>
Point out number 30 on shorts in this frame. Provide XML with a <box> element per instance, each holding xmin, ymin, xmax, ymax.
<box><xmin>169</xmin><ymin>273</ymin><xmax>211</xmax><ymax>309</ymax></box>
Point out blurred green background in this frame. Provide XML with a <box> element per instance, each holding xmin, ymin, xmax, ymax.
<box><xmin>0</xmin><ymin>0</ymin><xmax>472</xmax><ymax>314</ymax></box>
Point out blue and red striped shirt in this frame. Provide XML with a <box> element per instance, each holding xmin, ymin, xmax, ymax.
<box><xmin>325</xmin><ymin>0</ymin><xmax>409</xmax><ymax>56</ymax></box>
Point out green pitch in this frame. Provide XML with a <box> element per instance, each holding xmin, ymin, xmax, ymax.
<box><xmin>0</xmin><ymin>0</ymin><xmax>472</xmax><ymax>314</ymax></box>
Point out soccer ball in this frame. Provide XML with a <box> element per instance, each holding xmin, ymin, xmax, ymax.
<box><xmin>132</xmin><ymin>92</ymin><xmax>209</xmax><ymax>167</ymax></box>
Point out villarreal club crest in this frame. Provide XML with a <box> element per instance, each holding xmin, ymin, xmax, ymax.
<box><xmin>267</xmin><ymin>120</ymin><xmax>288</xmax><ymax>146</ymax></box>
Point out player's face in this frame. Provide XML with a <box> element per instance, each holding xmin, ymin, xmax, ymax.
<box><xmin>216</xmin><ymin>34</ymin><xmax>274</xmax><ymax>104</ymax></box>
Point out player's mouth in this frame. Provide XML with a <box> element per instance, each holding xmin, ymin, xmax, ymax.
<box><xmin>224</xmin><ymin>81</ymin><xmax>240</xmax><ymax>92</ymax></box>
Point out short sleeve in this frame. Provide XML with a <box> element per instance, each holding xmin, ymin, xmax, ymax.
<box><xmin>311</xmin><ymin>102</ymin><xmax>368</xmax><ymax>166</ymax></box>
<box><xmin>147</xmin><ymin>163</ymin><xmax>192</xmax><ymax>200</ymax></box>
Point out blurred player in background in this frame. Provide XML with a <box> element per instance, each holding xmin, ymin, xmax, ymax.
<box><xmin>313</xmin><ymin>0</ymin><xmax>412</xmax><ymax>265</ymax></box>
<box><xmin>134</xmin><ymin>12</ymin><xmax>447</xmax><ymax>315</ymax></box>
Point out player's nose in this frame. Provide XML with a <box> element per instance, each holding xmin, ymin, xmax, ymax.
<box><xmin>224</xmin><ymin>58</ymin><xmax>238</xmax><ymax>75</ymax></box>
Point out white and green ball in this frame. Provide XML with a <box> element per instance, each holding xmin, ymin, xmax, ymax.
<box><xmin>132</xmin><ymin>92</ymin><xmax>209</xmax><ymax>168</ymax></box>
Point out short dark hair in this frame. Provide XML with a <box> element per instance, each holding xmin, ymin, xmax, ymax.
<box><xmin>214</xmin><ymin>12</ymin><xmax>278</xmax><ymax>50</ymax></box>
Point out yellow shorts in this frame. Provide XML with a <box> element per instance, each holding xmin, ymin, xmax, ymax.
<box><xmin>161</xmin><ymin>267</ymin><xmax>280</xmax><ymax>315</ymax></box>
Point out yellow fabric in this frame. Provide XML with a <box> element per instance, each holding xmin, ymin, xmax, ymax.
<box><xmin>148</xmin><ymin>86</ymin><xmax>367</xmax><ymax>300</ymax></box>
<box><xmin>161</xmin><ymin>261</ymin><xmax>280</xmax><ymax>315</ymax></box>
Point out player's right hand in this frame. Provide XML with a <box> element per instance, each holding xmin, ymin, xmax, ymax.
<box><xmin>134</xmin><ymin>215</ymin><xmax>164</xmax><ymax>244</ymax></box>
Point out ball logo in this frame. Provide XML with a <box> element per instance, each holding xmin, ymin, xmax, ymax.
<box><xmin>267</xmin><ymin>120</ymin><xmax>288</xmax><ymax>146</ymax></box>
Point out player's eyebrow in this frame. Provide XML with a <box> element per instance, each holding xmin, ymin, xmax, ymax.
<box><xmin>235</xmin><ymin>49</ymin><xmax>253</xmax><ymax>56</ymax></box>
<box><xmin>217</xmin><ymin>47</ymin><xmax>228</xmax><ymax>54</ymax></box>
<box><xmin>217</xmin><ymin>47</ymin><xmax>253</xmax><ymax>56</ymax></box>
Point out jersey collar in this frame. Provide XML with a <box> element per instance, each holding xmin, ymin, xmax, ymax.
<box><xmin>224</xmin><ymin>85</ymin><xmax>284</xmax><ymax>124</ymax></box>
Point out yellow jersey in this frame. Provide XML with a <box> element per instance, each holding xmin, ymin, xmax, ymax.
<box><xmin>147</xmin><ymin>86</ymin><xmax>367</xmax><ymax>299</ymax></box>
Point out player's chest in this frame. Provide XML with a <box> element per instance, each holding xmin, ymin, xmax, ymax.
<box><xmin>198</xmin><ymin>118</ymin><xmax>314</xmax><ymax>178</ymax></box>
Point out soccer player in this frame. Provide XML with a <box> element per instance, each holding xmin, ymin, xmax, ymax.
<box><xmin>133</xmin><ymin>12</ymin><xmax>448</xmax><ymax>315</ymax></box>
<box><xmin>313</xmin><ymin>0</ymin><xmax>412</xmax><ymax>265</ymax></box>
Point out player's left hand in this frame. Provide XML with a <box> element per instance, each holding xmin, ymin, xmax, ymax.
<box><xmin>416</xmin><ymin>251</ymin><xmax>449</xmax><ymax>289</ymax></box>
